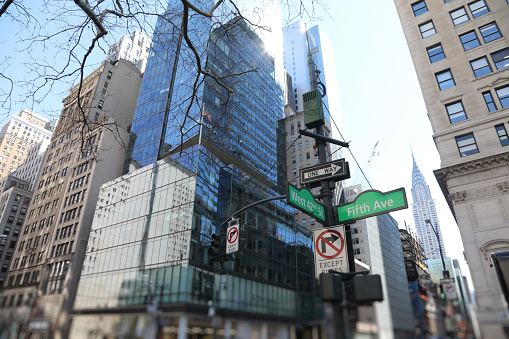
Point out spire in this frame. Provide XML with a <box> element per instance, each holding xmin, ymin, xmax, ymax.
<box><xmin>411</xmin><ymin>151</ymin><xmax>432</xmax><ymax>202</ymax></box>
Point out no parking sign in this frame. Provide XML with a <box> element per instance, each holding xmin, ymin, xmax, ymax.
<box><xmin>313</xmin><ymin>226</ymin><xmax>349</xmax><ymax>278</ymax></box>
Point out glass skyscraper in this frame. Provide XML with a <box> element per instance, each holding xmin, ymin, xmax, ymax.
<box><xmin>123</xmin><ymin>0</ymin><xmax>212</xmax><ymax>172</ymax></box>
<box><xmin>411</xmin><ymin>153</ymin><xmax>445</xmax><ymax>260</ymax></box>
<box><xmin>72</xmin><ymin>3</ymin><xmax>318</xmax><ymax>337</ymax></box>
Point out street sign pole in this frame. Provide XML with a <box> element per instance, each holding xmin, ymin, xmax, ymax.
<box><xmin>302</xmin><ymin>28</ymin><xmax>351</xmax><ymax>339</ymax></box>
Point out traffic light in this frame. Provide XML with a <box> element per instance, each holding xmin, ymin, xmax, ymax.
<box><xmin>319</xmin><ymin>273</ymin><xmax>343</xmax><ymax>302</ymax></box>
<box><xmin>208</xmin><ymin>233</ymin><xmax>222</xmax><ymax>259</ymax></box>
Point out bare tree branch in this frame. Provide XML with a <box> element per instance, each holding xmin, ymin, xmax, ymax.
<box><xmin>0</xmin><ymin>0</ymin><xmax>14</xmax><ymax>17</ymax></box>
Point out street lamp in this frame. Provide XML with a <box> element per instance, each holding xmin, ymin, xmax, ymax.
<box><xmin>424</xmin><ymin>219</ymin><xmax>450</xmax><ymax>279</ymax></box>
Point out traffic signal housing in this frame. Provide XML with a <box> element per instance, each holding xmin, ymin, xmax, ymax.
<box><xmin>303</xmin><ymin>89</ymin><xmax>325</xmax><ymax>129</ymax></box>
<box><xmin>208</xmin><ymin>233</ymin><xmax>222</xmax><ymax>259</ymax></box>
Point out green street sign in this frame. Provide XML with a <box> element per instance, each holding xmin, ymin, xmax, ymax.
<box><xmin>287</xmin><ymin>184</ymin><xmax>325</xmax><ymax>222</ymax></box>
<box><xmin>336</xmin><ymin>188</ymin><xmax>408</xmax><ymax>224</ymax></box>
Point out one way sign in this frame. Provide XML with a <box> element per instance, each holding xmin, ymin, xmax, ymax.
<box><xmin>300</xmin><ymin>159</ymin><xmax>350</xmax><ymax>186</ymax></box>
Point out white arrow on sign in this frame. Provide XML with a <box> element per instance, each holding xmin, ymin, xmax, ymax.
<box><xmin>300</xmin><ymin>159</ymin><xmax>349</xmax><ymax>186</ymax></box>
<box><xmin>303</xmin><ymin>164</ymin><xmax>342</xmax><ymax>180</ymax></box>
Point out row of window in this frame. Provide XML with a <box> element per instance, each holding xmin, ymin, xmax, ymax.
<box><xmin>69</xmin><ymin>174</ymin><xmax>91</xmax><ymax>192</ymax></box>
<box><xmin>64</xmin><ymin>189</ymin><xmax>87</xmax><ymax>207</ymax></box>
<box><xmin>23</xmin><ymin>216</ymin><xmax>55</xmax><ymax>235</ymax></box>
<box><xmin>444</xmin><ymin>85</ymin><xmax>509</xmax><ymax>125</ymax></box>
<box><xmin>55</xmin><ymin>224</ymin><xmax>78</xmax><ymax>241</ymax></box>
<box><xmin>290</xmin><ymin>140</ymin><xmax>311</xmax><ymax>152</ymax></box>
<box><xmin>412</xmin><ymin>0</ymin><xmax>492</xmax><ymax>18</ymax></box>
<box><xmin>427</xmin><ymin>21</ymin><xmax>502</xmax><ymax>64</ymax></box>
<box><xmin>450</xmin><ymin>1</ymin><xmax>489</xmax><ymax>26</ymax></box>
<box><xmin>5</xmin><ymin>270</ymin><xmax>40</xmax><ymax>289</ymax></box>
<box><xmin>455</xmin><ymin>122</ymin><xmax>509</xmax><ymax>158</ymax></box>
<box><xmin>435</xmin><ymin>49</ymin><xmax>509</xmax><ymax>91</ymax></box>
<box><xmin>416</xmin><ymin>0</ymin><xmax>489</xmax><ymax>34</ymax></box>
<box><xmin>50</xmin><ymin>241</ymin><xmax>74</xmax><ymax>259</ymax></box>
<box><xmin>60</xmin><ymin>206</ymin><xmax>83</xmax><ymax>223</ymax></box>
<box><xmin>10</xmin><ymin>204</ymin><xmax>27</xmax><ymax>215</ymax></box>
<box><xmin>33</xmin><ymin>183</ymin><xmax>65</xmax><ymax>205</ymax></box>
<box><xmin>6</xmin><ymin>216</ymin><xmax>23</xmax><ymax>226</ymax></box>
<box><xmin>74</xmin><ymin>160</ymin><xmax>91</xmax><ymax>177</ymax></box>
<box><xmin>290</xmin><ymin>152</ymin><xmax>312</xmax><ymax>164</ymax></box>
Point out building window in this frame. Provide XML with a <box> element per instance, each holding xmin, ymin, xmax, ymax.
<box><xmin>292</xmin><ymin>168</ymin><xmax>297</xmax><ymax>176</ymax></box>
<box><xmin>412</xmin><ymin>1</ymin><xmax>428</xmax><ymax>16</ymax></box>
<box><xmin>291</xmin><ymin>156</ymin><xmax>296</xmax><ymax>164</ymax></box>
<box><xmin>470</xmin><ymin>57</ymin><xmax>491</xmax><ymax>77</ymax></box>
<box><xmin>483</xmin><ymin>91</ymin><xmax>497</xmax><ymax>112</ymax></box>
<box><xmin>427</xmin><ymin>44</ymin><xmax>445</xmax><ymax>63</ymax></box>
<box><xmin>468</xmin><ymin>0</ymin><xmax>489</xmax><ymax>18</ymax></box>
<box><xmin>480</xmin><ymin>23</ymin><xmax>502</xmax><ymax>43</ymax></box>
<box><xmin>445</xmin><ymin>101</ymin><xmax>467</xmax><ymax>124</ymax></box>
<box><xmin>491</xmin><ymin>49</ymin><xmax>509</xmax><ymax>71</ymax></box>
<box><xmin>495</xmin><ymin>125</ymin><xmax>509</xmax><ymax>146</ymax></box>
<box><xmin>496</xmin><ymin>85</ymin><xmax>509</xmax><ymax>108</ymax></box>
<box><xmin>450</xmin><ymin>7</ymin><xmax>469</xmax><ymax>26</ymax></box>
<box><xmin>459</xmin><ymin>31</ymin><xmax>480</xmax><ymax>51</ymax></box>
<box><xmin>456</xmin><ymin>133</ymin><xmax>479</xmax><ymax>157</ymax></box>
<box><xmin>435</xmin><ymin>70</ymin><xmax>455</xmax><ymax>90</ymax></box>
<box><xmin>419</xmin><ymin>21</ymin><xmax>436</xmax><ymax>39</ymax></box>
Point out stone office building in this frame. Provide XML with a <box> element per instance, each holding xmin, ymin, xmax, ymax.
<box><xmin>393</xmin><ymin>0</ymin><xmax>509</xmax><ymax>336</ymax></box>
<box><xmin>0</xmin><ymin>59</ymin><xmax>142</xmax><ymax>338</ymax></box>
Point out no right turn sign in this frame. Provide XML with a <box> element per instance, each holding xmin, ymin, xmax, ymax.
<box><xmin>313</xmin><ymin>226</ymin><xmax>349</xmax><ymax>278</ymax></box>
<box><xmin>226</xmin><ymin>224</ymin><xmax>239</xmax><ymax>254</ymax></box>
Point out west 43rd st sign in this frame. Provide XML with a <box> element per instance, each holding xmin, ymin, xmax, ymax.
<box><xmin>336</xmin><ymin>188</ymin><xmax>408</xmax><ymax>224</ymax></box>
<box><xmin>300</xmin><ymin>159</ymin><xmax>350</xmax><ymax>186</ymax></box>
<box><xmin>287</xmin><ymin>184</ymin><xmax>325</xmax><ymax>222</ymax></box>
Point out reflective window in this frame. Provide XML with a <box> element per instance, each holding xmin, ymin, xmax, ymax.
<box><xmin>483</xmin><ymin>91</ymin><xmax>497</xmax><ymax>112</ymax></box>
<box><xmin>480</xmin><ymin>23</ymin><xmax>502</xmax><ymax>43</ymax></box>
<box><xmin>435</xmin><ymin>70</ymin><xmax>455</xmax><ymax>90</ymax></box>
<box><xmin>470</xmin><ymin>57</ymin><xmax>492</xmax><ymax>77</ymax></box>
<box><xmin>491</xmin><ymin>49</ymin><xmax>509</xmax><ymax>71</ymax></box>
<box><xmin>495</xmin><ymin>125</ymin><xmax>509</xmax><ymax>147</ymax></box>
<box><xmin>419</xmin><ymin>21</ymin><xmax>436</xmax><ymax>38</ymax></box>
<box><xmin>496</xmin><ymin>85</ymin><xmax>509</xmax><ymax>108</ymax></box>
<box><xmin>456</xmin><ymin>133</ymin><xmax>479</xmax><ymax>157</ymax></box>
<box><xmin>446</xmin><ymin>101</ymin><xmax>467</xmax><ymax>124</ymax></box>
<box><xmin>459</xmin><ymin>31</ymin><xmax>480</xmax><ymax>50</ymax></box>
<box><xmin>468</xmin><ymin>0</ymin><xmax>489</xmax><ymax>18</ymax></box>
<box><xmin>450</xmin><ymin>7</ymin><xmax>469</xmax><ymax>26</ymax></box>
<box><xmin>427</xmin><ymin>44</ymin><xmax>446</xmax><ymax>63</ymax></box>
<box><xmin>412</xmin><ymin>1</ymin><xmax>428</xmax><ymax>16</ymax></box>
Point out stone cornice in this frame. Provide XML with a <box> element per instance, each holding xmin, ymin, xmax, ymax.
<box><xmin>434</xmin><ymin>152</ymin><xmax>509</xmax><ymax>218</ymax></box>
<box><xmin>435</xmin><ymin>152</ymin><xmax>509</xmax><ymax>179</ymax></box>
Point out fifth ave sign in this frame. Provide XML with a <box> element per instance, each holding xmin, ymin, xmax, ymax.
<box><xmin>300</xmin><ymin>159</ymin><xmax>350</xmax><ymax>186</ymax></box>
